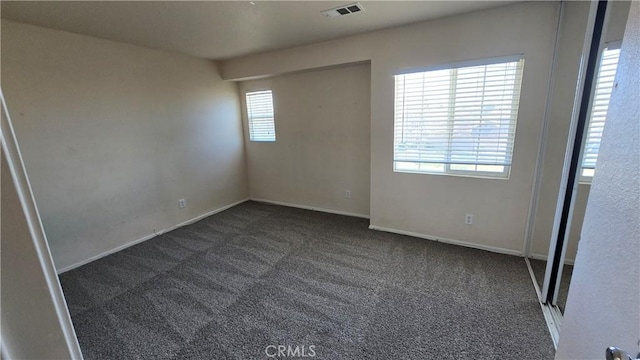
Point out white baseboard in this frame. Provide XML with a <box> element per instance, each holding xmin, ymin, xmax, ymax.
<box><xmin>250</xmin><ymin>198</ymin><xmax>370</xmax><ymax>219</ymax></box>
<box><xmin>368</xmin><ymin>224</ymin><xmax>523</xmax><ymax>257</ymax></box>
<box><xmin>529</xmin><ymin>253</ymin><xmax>575</xmax><ymax>265</ymax></box>
<box><xmin>57</xmin><ymin>233</ymin><xmax>159</xmax><ymax>274</ymax></box>
<box><xmin>57</xmin><ymin>198</ymin><xmax>249</xmax><ymax>274</ymax></box>
<box><xmin>59</xmin><ymin>197</ymin><xmax>571</xmax><ymax>273</ymax></box>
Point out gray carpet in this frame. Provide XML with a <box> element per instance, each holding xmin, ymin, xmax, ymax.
<box><xmin>529</xmin><ymin>259</ymin><xmax>573</xmax><ymax>313</ymax></box>
<box><xmin>59</xmin><ymin>201</ymin><xmax>554</xmax><ymax>359</ymax></box>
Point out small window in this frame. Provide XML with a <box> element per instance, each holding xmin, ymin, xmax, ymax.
<box><xmin>581</xmin><ymin>46</ymin><xmax>620</xmax><ymax>181</ymax></box>
<box><xmin>246</xmin><ymin>90</ymin><xmax>276</xmax><ymax>142</ymax></box>
<box><xmin>393</xmin><ymin>57</ymin><xmax>525</xmax><ymax>178</ymax></box>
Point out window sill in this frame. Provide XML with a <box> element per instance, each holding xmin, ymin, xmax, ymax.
<box><xmin>392</xmin><ymin>168</ymin><xmax>510</xmax><ymax>180</ymax></box>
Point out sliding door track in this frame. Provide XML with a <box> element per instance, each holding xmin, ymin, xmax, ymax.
<box><xmin>525</xmin><ymin>258</ymin><xmax>561</xmax><ymax>349</ymax></box>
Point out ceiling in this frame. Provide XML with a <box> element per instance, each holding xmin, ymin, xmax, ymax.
<box><xmin>1</xmin><ymin>1</ymin><xmax>517</xmax><ymax>60</ymax></box>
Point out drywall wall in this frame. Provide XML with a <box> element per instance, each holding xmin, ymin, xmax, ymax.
<box><xmin>556</xmin><ymin>2</ymin><xmax>640</xmax><ymax>357</ymax></box>
<box><xmin>224</xmin><ymin>2</ymin><xmax>559</xmax><ymax>254</ymax></box>
<box><xmin>367</xmin><ymin>2</ymin><xmax>556</xmax><ymax>253</ymax></box>
<box><xmin>223</xmin><ymin>34</ymin><xmax>374</xmax><ymax>81</ymax></box>
<box><xmin>1</xmin><ymin>20</ymin><xmax>248</xmax><ymax>271</ymax></box>
<box><xmin>239</xmin><ymin>63</ymin><xmax>371</xmax><ymax>216</ymax></box>
<box><xmin>529</xmin><ymin>1</ymin><xmax>631</xmax><ymax>262</ymax></box>
<box><xmin>1</xmin><ymin>143</ymin><xmax>75</xmax><ymax>358</ymax></box>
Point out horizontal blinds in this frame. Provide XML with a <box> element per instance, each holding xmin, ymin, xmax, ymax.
<box><xmin>246</xmin><ymin>90</ymin><xmax>276</xmax><ymax>142</ymax></box>
<box><xmin>394</xmin><ymin>58</ymin><xmax>524</xmax><ymax>167</ymax></box>
<box><xmin>582</xmin><ymin>48</ymin><xmax>620</xmax><ymax>170</ymax></box>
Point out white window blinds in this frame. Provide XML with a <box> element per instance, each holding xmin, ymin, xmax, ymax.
<box><xmin>393</xmin><ymin>57</ymin><xmax>524</xmax><ymax>177</ymax></box>
<box><xmin>246</xmin><ymin>90</ymin><xmax>276</xmax><ymax>142</ymax></box>
<box><xmin>581</xmin><ymin>47</ymin><xmax>620</xmax><ymax>178</ymax></box>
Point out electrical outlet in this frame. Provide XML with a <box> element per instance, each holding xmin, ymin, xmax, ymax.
<box><xmin>178</xmin><ymin>199</ymin><xmax>186</xmax><ymax>209</ymax></box>
<box><xmin>465</xmin><ymin>214</ymin><xmax>473</xmax><ymax>225</ymax></box>
<box><xmin>345</xmin><ymin>190</ymin><xmax>351</xmax><ymax>199</ymax></box>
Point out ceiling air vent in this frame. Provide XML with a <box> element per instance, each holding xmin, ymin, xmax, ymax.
<box><xmin>322</xmin><ymin>3</ymin><xmax>365</xmax><ymax>18</ymax></box>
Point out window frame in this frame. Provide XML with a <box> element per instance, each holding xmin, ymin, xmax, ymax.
<box><xmin>393</xmin><ymin>162</ymin><xmax>510</xmax><ymax>180</ymax></box>
<box><xmin>245</xmin><ymin>89</ymin><xmax>276</xmax><ymax>142</ymax></box>
<box><xmin>392</xmin><ymin>55</ymin><xmax>525</xmax><ymax>179</ymax></box>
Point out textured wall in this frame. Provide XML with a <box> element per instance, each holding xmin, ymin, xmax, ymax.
<box><xmin>239</xmin><ymin>64</ymin><xmax>371</xmax><ymax>216</ymax></box>
<box><xmin>556</xmin><ymin>2</ymin><xmax>640</xmax><ymax>358</ymax></box>
<box><xmin>1</xmin><ymin>21</ymin><xmax>249</xmax><ymax>271</ymax></box>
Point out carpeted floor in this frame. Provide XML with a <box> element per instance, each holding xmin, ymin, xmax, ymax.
<box><xmin>529</xmin><ymin>259</ymin><xmax>573</xmax><ymax>313</ymax></box>
<box><xmin>59</xmin><ymin>201</ymin><xmax>555</xmax><ymax>359</ymax></box>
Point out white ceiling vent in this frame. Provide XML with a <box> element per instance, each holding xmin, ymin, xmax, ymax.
<box><xmin>322</xmin><ymin>3</ymin><xmax>365</xmax><ymax>18</ymax></box>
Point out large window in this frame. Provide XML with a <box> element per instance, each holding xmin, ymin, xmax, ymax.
<box><xmin>581</xmin><ymin>46</ymin><xmax>620</xmax><ymax>180</ymax></box>
<box><xmin>393</xmin><ymin>57</ymin><xmax>525</xmax><ymax>178</ymax></box>
<box><xmin>246</xmin><ymin>90</ymin><xmax>276</xmax><ymax>142</ymax></box>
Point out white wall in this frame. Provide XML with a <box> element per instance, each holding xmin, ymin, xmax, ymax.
<box><xmin>239</xmin><ymin>63</ymin><xmax>371</xmax><ymax>217</ymax></box>
<box><xmin>224</xmin><ymin>2</ymin><xmax>560</xmax><ymax>254</ymax></box>
<box><xmin>1</xmin><ymin>137</ymin><xmax>75</xmax><ymax>358</ymax></box>
<box><xmin>367</xmin><ymin>3</ymin><xmax>556</xmax><ymax>253</ymax></box>
<box><xmin>556</xmin><ymin>2</ymin><xmax>640</xmax><ymax>357</ymax></box>
<box><xmin>1</xmin><ymin>21</ymin><xmax>249</xmax><ymax>271</ymax></box>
